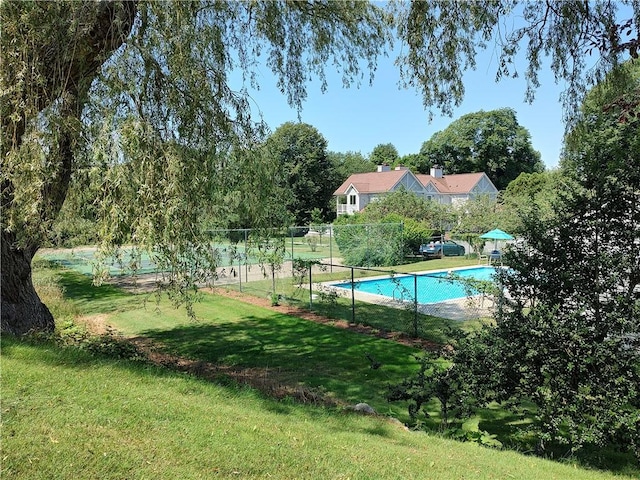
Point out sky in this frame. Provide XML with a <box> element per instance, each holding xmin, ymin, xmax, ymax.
<box><xmin>243</xmin><ymin>48</ymin><xmax>569</xmax><ymax>170</ymax></box>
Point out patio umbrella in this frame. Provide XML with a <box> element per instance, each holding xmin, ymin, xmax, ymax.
<box><xmin>480</xmin><ymin>228</ymin><xmax>514</xmax><ymax>250</ymax></box>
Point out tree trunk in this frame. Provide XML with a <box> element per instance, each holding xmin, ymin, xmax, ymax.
<box><xmin>1</xmin><ymin>1</ymin><xmax>138</xmax><ymax>336</ymax></box>
<box><xmin>1</xmin><ymin>231</ymin><xmax>53</xmax><ymax>335</ymax></box>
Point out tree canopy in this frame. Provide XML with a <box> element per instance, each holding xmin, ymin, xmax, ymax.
<box><xmin>0</xmin><ymin>0</ymin><xmax>391</xmax><ymax>334</ymax></box>
<box><xmin>419</xmin><ymin>108</ymin><xmax>544</xmax><ymax>190</ymax></box>
<box><xmin>395</xmin><ymin>0</ymin><xmax>640</xmax><ymax>120</ymax></box>
<box><xmin>264</xmin><ymin>122</ymin><xmax>334</xmax><ymax>225</ymax></box>
<box><xmin>435</xmin><ymin>61</ymin><xmax>640</xmax><ymax>458</ymax></box>
<box><xmin>328</xmin><ymin>151</ymin><xmax>376</xmax><ymax>182</ymax></box>
<box><xmin>369</xmin><ymin>143</ymin><xmax>399</xmax><ymax>166</ymax></box>
<box><xmin>2</xmin><ymin>0</ymin><xmax>639</xmax><ymax>335</ymax></box>
<box><xmin>498</xmin><ymin>170</ymin><xmax>566</xmax><ymax>233</ymax></box>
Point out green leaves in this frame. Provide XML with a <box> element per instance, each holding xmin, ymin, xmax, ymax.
<box><xmin>264</xmin><ymin>122</ymin><xmax>334</xmax><ymax>225</ymax></box>
<box><xmin>419</xmin><ymin>108</ymin><xmax>543</xmax><ymax>190</ymax></box>
<box><xmin>444</xmin><ymin>62</ymin><xmax>640</xmax><ymax>457</ymax></box>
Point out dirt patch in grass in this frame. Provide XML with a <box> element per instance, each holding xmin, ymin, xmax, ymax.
<box><xmin>75</xmin><ymin>314</ymin><xmax>112</xmax><ymax>335</ymax></box>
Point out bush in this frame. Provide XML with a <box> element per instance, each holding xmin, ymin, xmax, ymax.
<box><xmin>400</xmin><ymin>218</ymin><xmax>433</xmax><ymax>254</ymax></box>
<box><xmin>47</xmin><ymin>216</ymin><xmax>99</xmax><ymax>247</ymax></box>
<box><xmin>333</xmin><ymin>216</ymin><xmax>404</xmax><ymax>267</ymax></box>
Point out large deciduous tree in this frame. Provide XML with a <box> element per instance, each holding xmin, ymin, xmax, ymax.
<box><xmin>329</xmin><ymin>151</ymin><xmax>376</xmax><ymax>182</ymax></box>
<box><xmin>1</xmin><ymin>1</ymin><xmax>138</xmax><ymax>334</ymax></box>
<box><xmin>264</xmin><ymin>122</ymin><xmax>334</xmax><ymax>225</ymax></box>
<box><xmin>499</xmin><ymin>170</ymin><xmax>566</xmax><ymax>233</ymax></box>
<box><xmin>369</xmin><ymin>143</ymin><xmax>399</xmax><ymax>166</ymax></box>
<box><xmin>419</xmin><ymin>109</ymin><xmax>544</xmax><ymax>190</ymax></box>
<box><xmin>2</xmin><ymin>0</ymin><xmax>639</xmax><ymax>335</ymax></box>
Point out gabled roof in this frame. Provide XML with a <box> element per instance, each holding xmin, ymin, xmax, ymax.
<box><xmin>334</xmin><ymin>170</ymin><xmax>496</xmax><ymax>197</ymax></box>
<box><xmin>333</xmin><ymin>170</ymin><xmax>410</xmax><ymax>195</ymax></box>
<box><xmin>416</xmin><ymin>172</ymin><xmax>488</xmax><ymax>194</ymax></box>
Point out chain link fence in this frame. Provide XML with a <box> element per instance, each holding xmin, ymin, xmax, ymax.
<box><xmin>205</xmin><ymin>223</ymin><xmax>405</xmax><ymax>294</ymax></box>
<box><xmin>214</xmin><ymin>256</ymin><xmax>499</xmax><ymax>345</ymax></box>
<box><xmin>300</xmin><ymin>263</ymin><xmax>498</xmax><ymax>342</ymax></box>
<box><xmin>40</xmin><ymin>223</ymin><xmax>500</xmax><ymax>345</ymax></box>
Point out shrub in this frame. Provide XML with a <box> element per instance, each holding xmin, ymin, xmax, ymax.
<box><xmin>333</xmin><ymin>215</ymin><xmax>404</xmax><ymax>267</ymax></box>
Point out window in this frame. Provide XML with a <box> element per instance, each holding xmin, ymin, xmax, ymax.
<box><xmin>426</xmin><ymin>195</ymin><xmax>433</xmax><ymax>202</ymax></box>
<box><xmin>349</xmin><ymin>195</ymin><xmax>357</xmax><ymax>205</ymax></box>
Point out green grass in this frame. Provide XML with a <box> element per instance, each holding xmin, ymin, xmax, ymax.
<box><xmin>3</xmin><ymin>336</ymin><xmax>636</xmax><ymax>480</ymax></box>
<box><xmin>10</xmin><ymin>258</ymin><xmax>638</xmax><ymax>478</ymax></box>
<box><xmin>48</xmin><ymin>267</ymin><xmax>419</xmax><ymax>417</ymax></box>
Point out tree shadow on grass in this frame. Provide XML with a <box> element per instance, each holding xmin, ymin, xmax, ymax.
<box><xmin>56</xmin><ymin>270</ymin><xmax>143</xmax><ymax>315</ymax></box>
<box><xmin>475</xmin><ymin>406</ymin><xmax>639</xmax><ymax>475</ymax></box>
<box><xmin>138</xmin><ymin>316</ymin><xmax>420</xmax><ymax>416</ymax></box>
<box><xmin>293</xmin><ymin>296</ymin><xmax>457</xmax><ymax>346</ymax></box>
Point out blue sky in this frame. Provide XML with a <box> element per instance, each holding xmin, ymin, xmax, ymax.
<box><xmin>245</xmin><ymin>49</ymin><xmax>568</xmax><ymax>170</ymax></box>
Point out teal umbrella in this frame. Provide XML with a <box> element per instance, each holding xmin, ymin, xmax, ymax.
<box><xmin>480</xmin><ymin>229</ymin><xmax>514</xmax><ymax>250</ymax></box>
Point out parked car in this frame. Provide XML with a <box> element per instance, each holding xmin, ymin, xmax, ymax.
<box><xmin>418</xmin><ymin>240</ymin><xmax>466</xmax><ymax>259</ymax></box>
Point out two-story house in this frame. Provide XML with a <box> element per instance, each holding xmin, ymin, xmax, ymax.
<box><xmin>334</xmin><ymin>165</ymin><xmax>498</xmax><ymax>216</ymax></box>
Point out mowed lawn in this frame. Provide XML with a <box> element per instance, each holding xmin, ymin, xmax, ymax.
<box><xmin>4</xmin><ymin>337</ymin><xmax>633</xmax><ymax>480</ymax></box>
<box><xmin>2</xmin><ymin>260</ymin><xmax>637</xmax><ymax>479</ymax></box>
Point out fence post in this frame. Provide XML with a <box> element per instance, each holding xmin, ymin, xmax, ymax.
<box><xmin>329</xmin><ymin>225</ymin><xmax>333</xmax><ymax>272</ymax></box>
<box><xmin>291</xmin><ymin>229</ymin><xmax>295</xmax><ymax>277</ymax></box>
<box><xmin>238</xmin><ymin>256</ymin><xmax>242</xmax><ymax>292</ymax></box>
<box><xmin>309</xmin><ymin>264</ymin><xmax>313</xmax><ymax>309</ymax></box>
<box><xmin>413</xmin><ymin>274</ymin><xmax>418</xmax><ymax>338</ymax></box>
<box><xmin>243</xmin><ymin>229</ymin><xmax>248</xmax><ymax>282</ymax></box>
<box><xmin>351</xmin><ymin>266</ymin><xmax>355</xmax><ymax>324</ymax></box>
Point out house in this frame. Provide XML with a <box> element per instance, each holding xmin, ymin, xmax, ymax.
<box><xmin>333</xmin><ymin>165</ymin><xmax>498</xmax><ymax>216</ymax></box>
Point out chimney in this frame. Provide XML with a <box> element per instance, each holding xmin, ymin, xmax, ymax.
<box><xmin>377</xmin><ymin>164</ymin><xmax>391</xmax><ymax>172</ymax></box>
<box><xmin>430</xmin><ymin>165</ymin><xmax>443</xmax><ymax>178</ymax></box>
<box><xmin>394</xmin><ymin>165</ymin><xmax>408</xmax><ymax>171</ymax></box>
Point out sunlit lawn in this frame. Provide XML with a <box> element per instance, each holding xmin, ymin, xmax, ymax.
<box><xmin>7</xmin><ymin>334</ymin><xmax>636</xmax><ymax>480</ymax></box>
<box><xmin>19</xmin><ymin>258</ymin><xmax>640</xmax><ymax>477</ymax></box>
<box><xmin>232</xmin><ymin>255</ymin><xmax>489</xmax><ymax>344</ymax></box>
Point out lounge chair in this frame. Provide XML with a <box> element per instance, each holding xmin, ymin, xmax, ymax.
<box><xmin>489</xmin><ymin>250</ymin><xmax>502</xmax><ymax>265</ymax></box>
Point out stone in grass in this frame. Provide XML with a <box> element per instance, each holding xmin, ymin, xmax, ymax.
<box><xmin>350</xmin><ymin>403</ymin><xmax>376</xmax><ymax>415</ymax></box>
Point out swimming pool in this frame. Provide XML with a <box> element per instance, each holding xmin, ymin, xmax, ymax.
<box><xmin>333</xmin><ymin>266</ymin><xmax>500</xmax><ymax>304</ymax></box>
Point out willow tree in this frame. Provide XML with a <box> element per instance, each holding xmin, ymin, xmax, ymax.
<box><xmin>2</xmin><ymin>0</ymin><xmax>638</xmax><ymax>335</ymax></box>
<box><xmin>0</xmin><ymin>0</ymin><xmax>391</xmax><ymax>335</ymax></box>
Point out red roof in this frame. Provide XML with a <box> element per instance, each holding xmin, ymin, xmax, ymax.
<box><xmin>333</xmin><ymin>170</ymin><xmax>409</xmax><ymax>195</ymax></box>
<box><xmin>416</xmin><ymin>172</ymin><xmax>486</xmax><ymax>193</ymax></box>
<box><xmin>334</xmin><ymin>170</ymin><xmax>487</xmax><ymax>195</ymax></box>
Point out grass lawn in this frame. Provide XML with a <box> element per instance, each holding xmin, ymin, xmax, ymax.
<box><xmin>2</xmin><ymin>258</ymin><xmax>636</xmax><ymax>479</ymax></box>
<box><xmin>4</xmin><ymin>336</ymin><xmax>636</xmax><ymax>480</ymax></box>
<box><xmin>43</xmin><ymin>265</ymin><xmax>421</xmax><ymax>418</ymax></box>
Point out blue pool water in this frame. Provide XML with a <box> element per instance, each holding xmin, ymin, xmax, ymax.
<box><xmin>333</xmin><ymin>266</ymin><xmax>499</xmax><ymax>304</ymax></box>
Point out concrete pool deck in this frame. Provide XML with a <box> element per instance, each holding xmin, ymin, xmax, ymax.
<box><xmin>320</xmin><ymin>285</ymin><xmax>494</xmax><ymax>321</ymax></box>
